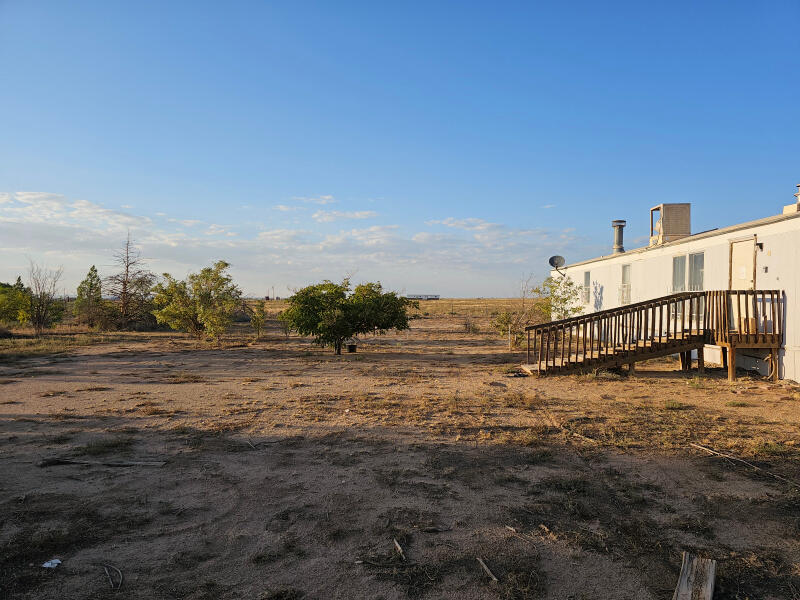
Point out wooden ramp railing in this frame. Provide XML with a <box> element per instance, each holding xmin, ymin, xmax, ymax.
<box><xmin>524</xmin><ymin>290</ymin><xmax>783</xmax><ymax>381</ymax></box>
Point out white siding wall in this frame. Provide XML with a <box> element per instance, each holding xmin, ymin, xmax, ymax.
<box><xmin>557</xmin><ymin>217</ymin><xmax>800</xmax><ymax>382</ymax></box>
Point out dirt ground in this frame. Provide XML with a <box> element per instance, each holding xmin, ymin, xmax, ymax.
<box><xmin>1</xmin><ymin>315</ymin><xmax>799</xmax><ymax>600</ymax></box>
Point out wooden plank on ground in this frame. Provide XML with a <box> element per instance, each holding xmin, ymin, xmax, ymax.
<box><xmin>672</xmin><ymin>551</ymin><xmax>715</xmax><ymax>600</ymax></box>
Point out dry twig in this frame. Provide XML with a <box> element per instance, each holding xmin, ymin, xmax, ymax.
<box><xmin>393</xmin><ymin>538</ymin><xmax>406</xmax><ymax>561</ymax></box>
<box><xmin>689</xmin><ymin>443</ymin><xmax>799</xmax><ymax>487</ymax></box>
<box><xmin>476</xmin><ymin>557</ymin><xmax>498</xmax><ymax>582</ymax></box>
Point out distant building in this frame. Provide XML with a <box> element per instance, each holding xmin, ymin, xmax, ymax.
<box><xmin>406</xmin><ymin>294</ymin><xmax>440</xmax><ymax>300</ymax></box>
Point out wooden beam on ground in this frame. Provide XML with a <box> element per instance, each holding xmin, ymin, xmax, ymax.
<box><xmin>672</xmin><ymin>551</ymin><xmax>716</xmax><ymax>600</ymax></box>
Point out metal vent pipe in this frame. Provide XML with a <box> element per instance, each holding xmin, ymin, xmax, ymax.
<box><xmin>612</xmin><ymin>220</ymin><xmax>626</xmax><ymax>254</ymax></box>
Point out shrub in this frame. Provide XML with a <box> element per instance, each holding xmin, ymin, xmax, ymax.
<box><xmin>462</xmin><ymin>317</ymin><xmax>480</xmax><ymax>334</ymax></box>
<box><xmin>152</xmin><ymin>261</ymin><xmax>242</xmax><ymax>342</ymax></box>
<box><xmin>249</xmin><ymin>301</ymin><xmax>267</xmax><ymax>339</ymax></box>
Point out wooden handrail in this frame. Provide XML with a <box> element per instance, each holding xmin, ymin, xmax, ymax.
<box><xmin>525</xmin><ymin>291</ymin><xmax>705</xmax><ymax>332</ymax></box>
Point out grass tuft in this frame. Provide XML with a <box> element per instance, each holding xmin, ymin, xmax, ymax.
<box><xmin>74</xmin><ymin>436</ymin><xmax>134</xmax><ymax>456</ymax></box>
<box><xmin>664</xmin><ymin>400</ymin><xmax>691</xmax><ymax>411</ymax></box>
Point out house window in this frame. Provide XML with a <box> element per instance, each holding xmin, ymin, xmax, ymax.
<box><xmin>688</xmin><ymin>252</ymin><xmax>704</xmax><ymax>291</ymax></box>
<box><xmin>582</xmin><ymin>271</ymin><xmax>590</xmax><ymax>303</ymax></box>
<box><xmin>619</xmin><ymin>264</ymin><xmax>631</xmax><ymax>305</ymax></box>
<box><xmin>672</xmin><ymin>252</ymin><xmax>704</xmax><ymax>292</ymax></box>
<box><xmin>672</xmin><ymin>256</ymin><xmax>686</xmax><ymax>292</ymax></box>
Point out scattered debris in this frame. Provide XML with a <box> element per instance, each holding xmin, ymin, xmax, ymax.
<box><xmin>672</xmin><ymin>551</ymin><xmax>715</xmax><ymax>599</ymax></box>
<box><xmin>476</xmin><ymin>557</ymin><xmax>498</xmax><ymax>582</ymax></box>
<box><xmin>42</xmin><ymin>559</ymin><xmax>61</xmax><ymax>569</ymax></box>
<box><xmin>100</xmin><ymin>563</ymin><xmax>124</xmax><ymax>590</ymax></box>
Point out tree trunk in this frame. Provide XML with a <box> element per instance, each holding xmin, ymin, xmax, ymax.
<box><xmin>335</xmin><ymin>341</ymin><xmax>342</xmax><ymax>355</ymax></box>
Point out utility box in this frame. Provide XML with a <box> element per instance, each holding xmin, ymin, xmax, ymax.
<box><xmin>650</xmin><ymin>203</ymin><xmax>691</xmax><ymax>246</ymax></box>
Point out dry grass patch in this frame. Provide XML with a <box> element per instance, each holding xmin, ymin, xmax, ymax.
<box><xmin>165</xmin><ymin>370</ymin><xmax>207</xmax><ymax>384</ymax></box>
<box><xmin>663</xmin><ymin>399</ymin><xmax>692</xmax><ymax>410</ymax></box>
<box><xmin>74</xmin><ymin>436</ymin><xmax>135</xmax><ymax>456</ymax></box>
<box><xmin>0</xmin><ymin>333</ymin><xmax>124</xmax><ymax>360</ymax></box>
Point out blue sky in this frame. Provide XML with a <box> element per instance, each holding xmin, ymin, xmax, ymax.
<box><xmin>1</xmin><ymin>1</ymin><xmax>798</xmax><ymax>296</ymax></box>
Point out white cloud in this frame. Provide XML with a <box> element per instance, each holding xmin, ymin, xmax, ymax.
<box><xmin>205</xmin><ymin>224</ymin><xmax>231</xmax><ymax>236</ymax></box>
<box><xmin>168</xmin><ymin>218</ymin><xmax>203</xmax><ymax>227</ymax></box>
<box><xmin>426</xmin><ymin>217</ymin><xmax>502</xmax><ymax>231</ymax></box>
<box><xmin>273</xmin><ymin>204</ymin><xmax>302</xmax><ymax>212</ymax></box>
<box><xmin>294</xmin><ymin>194</ymin><xmax>336</xmax><ymax>205</ymax></box>
<box><xmin>0</xmin><ymin>191</ymin><xmax>594</xmax><ymax>297</ymax></box>
<box><xmin>312</xmin><ymin>210</ymin><xmax>377</xmax><ymax>223</ymax></box>
<box><xmin>542</xmin><ymin>204</ymin><xmax>556</xmax><ymax>209</ymax></box>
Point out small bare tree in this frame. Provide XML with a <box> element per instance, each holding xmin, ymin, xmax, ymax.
<box><xmin>27</xmin><ymin>261</ymin><xmax>64</xmax><ymax>335</ymax></box>
<box><xmin>491</xmin><ymin>274</ymin><xmax>548</xmax><ymax>349</ymax></box>
<box><xmin>105</xmin><ymin>234</ymin><xmax>155</xmax><ymax>329</ymax></box>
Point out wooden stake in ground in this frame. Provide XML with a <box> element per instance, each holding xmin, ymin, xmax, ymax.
<box><xmin>672</xmin><ymin>551</ymin><xmax>715</xmax><ymax>600</ymax></box>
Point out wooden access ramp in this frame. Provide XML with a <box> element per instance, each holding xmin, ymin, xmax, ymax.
<box><xmin>522</xmin><ymin>290</ymin><xmax>783</xmax><ymax>381</ymax></box>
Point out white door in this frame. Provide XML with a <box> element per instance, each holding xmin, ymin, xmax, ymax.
<box><xmin>730</xmin><ymin>238</ymin><xmax>755</xmax><ymax>290</ymax></box>
<box><xmin>729</xmin><ymin>237</ymin><xmax>756</xmax><ymax>333</ymax></box>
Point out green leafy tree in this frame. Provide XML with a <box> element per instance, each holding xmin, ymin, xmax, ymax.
<box><xmin>249</xmin><ymin>300</ymin><xmax>268</xmax><ymax>339</ymax></box>
<box><xmin>280</xmin><ymin>279</ymin><xmax>417</xmax><ymax>354</ymax></box>
<box><xmin>0</xmin><ymin>277</ymin><xmax>30</xmax><ymax>324</ymax></box>
<box><xmin>534</xmin><ymin>275</ymin><xmax>583</xmax><ymax>321</ymax></box>
<box><xmin>152</xmin><ymin>261</ymin><xmax>242</xmax><ymax>341</ymax></box>
<box><xmin>74</xmin><ymin>266</ymin><xmax>104</xmax><ymax>328</ymax></box>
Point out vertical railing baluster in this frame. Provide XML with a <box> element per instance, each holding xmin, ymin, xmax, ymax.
<box><xmin>537</xmin><ymin>330</ymin><xmax>543</xmax><ymax>372</ymax></box>
<box><xmin>526</xmin><ymin>329</ymin><xmax>530</xmax><ymax>364</ymax></box>
<box><xmin>771</xmin><ymin>291</ymin><xmax>777</xmax><ymax>338</ymax></box>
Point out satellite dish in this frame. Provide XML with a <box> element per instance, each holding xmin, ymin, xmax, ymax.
<box><xmin>548</xmin><ymin>255</ymin><xmax>565</xmax><ymax>268</ymax></box>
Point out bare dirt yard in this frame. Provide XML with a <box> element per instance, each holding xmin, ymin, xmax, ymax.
<box><xmin>1</xmin><ymin>313</ymin><xmax>799</xmax><ymax>599</ymax></box>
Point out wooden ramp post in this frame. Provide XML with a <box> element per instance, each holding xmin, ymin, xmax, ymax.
<box><xmin>697</xmin><ymin>346</ymin><xmax>704</xmax><ymax>376</ymax></box>
<box><xmin>728</xmin><ymin>345</ymin><xmax>737</xmax><ymax>382</ymax></box>
<box><xmin>770</xmin><ymin>347</ymin><xmax>779</xmax><ymax>382</ymax></box>
<box><xmin>672</xmin><ymin>551</ymin><xmax>716</xmax><ymax>600</ymax></box>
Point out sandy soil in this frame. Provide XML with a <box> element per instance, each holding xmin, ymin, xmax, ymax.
<box><xmin>1</xmin><ymin>317</ymin><xmax>799</xmax><ymax>599</ymax></box>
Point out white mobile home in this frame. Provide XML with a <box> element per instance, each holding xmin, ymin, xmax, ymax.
<box><xmin>553</xmin><ymin>186</ymin><xmax>800</xmax><ymax>381</ymax></box>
